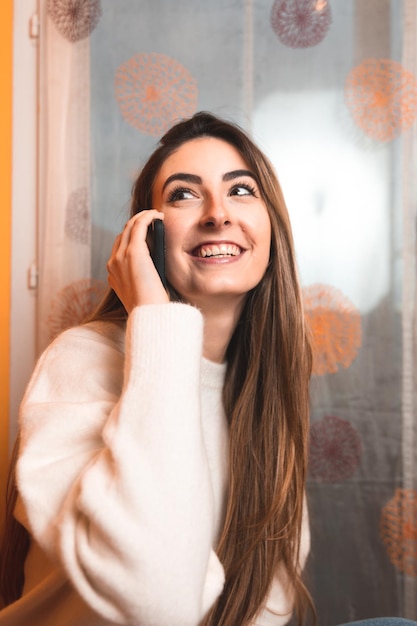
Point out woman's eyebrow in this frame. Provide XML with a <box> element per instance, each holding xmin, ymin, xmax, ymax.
<box><xmin>223</xmin><ymin>169</ymin><xmax>257</xmax><ymax>182</ymax></box>
<box><xmin>162</xmin><ymin>169</ymin><xmax>257</xmax><ymax>191</ymax></box>
<box><xmin>162</xmin><ymin>173</ymin><xmax>202</xmax><ymax>191</ymax></box>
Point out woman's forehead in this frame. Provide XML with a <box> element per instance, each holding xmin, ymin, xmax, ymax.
<box><xmin>156</xmin><ymin>137</ymin><xmax>252</xmax><ymax>181</ymax></box>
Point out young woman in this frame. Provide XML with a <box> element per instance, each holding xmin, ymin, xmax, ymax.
<box><xmin>0</xmin><ymin>112</ymin><xmax>415</xmax><ymax>626</ymax></box>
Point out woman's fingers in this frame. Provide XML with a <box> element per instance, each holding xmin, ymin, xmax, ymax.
<box><xmin>113</xmin><ymin>210</ymin><xmax>164</xmax><ymax>258</ymax></box>
<box><xmin>107</xmin><ymin>210</ymin><xmax>168</xmax><ymax>312</ymax></box>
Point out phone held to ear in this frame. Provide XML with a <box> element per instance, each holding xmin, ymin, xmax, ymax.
<box><xmin>149</xmin><ymin>218</ymin><xmax>167</xmax><ymax>289</ymax></box>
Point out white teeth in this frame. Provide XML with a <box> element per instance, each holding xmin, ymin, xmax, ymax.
<box><xmin>199</xmin><ymin>244</ymin><xmax>241</xmax><ymax>258</ymax></box>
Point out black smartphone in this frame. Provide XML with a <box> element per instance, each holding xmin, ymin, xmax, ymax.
<box><xmin>150</xmin><ymin>219</ymin><xmax>167</xmax><ymax>289</ymax></box>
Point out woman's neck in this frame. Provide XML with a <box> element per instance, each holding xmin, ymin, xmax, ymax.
<box><xmin>200</xmin><ymin>300</ymin><xmax>243</xmax><ymax>363</ymax></box>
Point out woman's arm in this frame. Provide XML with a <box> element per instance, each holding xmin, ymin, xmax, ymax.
<box><xmin>17</xmin><ymin>303</ymin><xmax>225</xmax><ymax>626</ymax></box>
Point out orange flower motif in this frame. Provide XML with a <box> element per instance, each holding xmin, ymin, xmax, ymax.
<box><xmin>47</xmin><ymin>279</ymin><xmax>107</xmax><ymax>339</ymax></box>
<box><xmin>114</xmin><ymin>52</ymin><xmax>198</xmax><ymax>137</ymax></box>
<box><xmin>303</xmin><ymin>284</ymin><xmax>362</xmax><ymax>376</ymax></box>
<box><xmin>380</xmin><ymin>489</ymin><xmax>417</xmax><ymax>577</ymax></box>
<box><xmin>345</xmin><ymin>58</ymin><xmax>417</xmax><ymax>142</ymax></box>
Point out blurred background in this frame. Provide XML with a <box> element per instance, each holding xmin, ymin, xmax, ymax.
<box><xmin>2</xmin><ymin>1</ymin><xmax>417</xmax><ymax>624</ymax></box>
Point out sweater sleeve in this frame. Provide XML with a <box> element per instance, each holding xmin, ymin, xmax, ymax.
<box><xmin>16</xmin><ymin>303</ymin><xmax>225</xmax><ymax>626</ymax></box>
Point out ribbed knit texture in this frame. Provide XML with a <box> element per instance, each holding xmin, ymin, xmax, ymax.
<box><xmin>0</xmin><ymin>303</ymin><xmax>308</xmax><ymax>626</ymax></box>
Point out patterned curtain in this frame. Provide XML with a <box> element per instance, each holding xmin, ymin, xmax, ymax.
<box><xmin>399</xmin><ymin>1</ymin><xmax>417</xmax><ymax>618</ymax></box>
<box><xmin>37</xmin><ymin>0</ymin><xmax>105</xmax><ymax>353</ymax></box>
<box><xmin>38</xmin><ymin>1</ymin><xmax>417</xmax><ymax>623</ymax></box>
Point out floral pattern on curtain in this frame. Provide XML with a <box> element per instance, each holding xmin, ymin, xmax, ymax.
<box><xmin>37</xmin><ymin>0</ymin><xmax>106</xmax><ymax>351</ymax></box>
<box><xmin>38</xmin><ymin>0</ymin><xmax>417</xmax><ymax>623</ymax></box>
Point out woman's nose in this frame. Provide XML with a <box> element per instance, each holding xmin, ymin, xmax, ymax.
<box><xmin>200</xmin><ymin>197</ymin><xmax>231</xmax><ymax>228</ymax></box>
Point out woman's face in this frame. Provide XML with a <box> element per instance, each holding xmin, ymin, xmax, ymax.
<box><xmin>151</xmin><ymin>137</ymin><xmax>271</xmax><ymax>312</ymax></box>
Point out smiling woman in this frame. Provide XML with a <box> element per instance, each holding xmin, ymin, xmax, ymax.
<box><xmin>1</xmin><ymin>112</ymin><xmax>414</xmax><ymax>626</ymax></box>
<box><xmin>146</xmin><ymin>137</ymin><xmax>272</xmax><ymax>338</ymax></box>
<box><xmin>106</xmin><ymin>137</ymin><xmax>272</xmax><ymax>368</ymax></box>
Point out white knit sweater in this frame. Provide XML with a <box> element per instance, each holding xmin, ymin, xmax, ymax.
<box><xmin>0</xmin><ymin>303</ymin><xmax>309</xmax><ymax>626</ymax></box>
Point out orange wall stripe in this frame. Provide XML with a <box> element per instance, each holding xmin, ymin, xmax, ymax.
<box><xmin>0</xmin><ymin>0</ymin><xmax>13</xmax><ymax>512</ymax></box>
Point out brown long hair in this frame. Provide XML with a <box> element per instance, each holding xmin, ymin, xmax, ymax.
<box><xmin>0</xmin><ymin>112</ymin><xmax>315</xmax><ymax>624</ymax></box>
<box><xmin>0</xmin><ymin>436</ymin><xmax>30</xmax><ymax>607</ymax></box>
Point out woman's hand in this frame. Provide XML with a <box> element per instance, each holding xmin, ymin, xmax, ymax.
<box><xmin>107</xmin><ymin>210</ymin><xmax>169</xmax><ymax>313</ymax></box>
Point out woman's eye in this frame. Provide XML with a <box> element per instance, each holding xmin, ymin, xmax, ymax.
<box><xmin>167</xmin><ymin>186</ymin><xmax>195</xmax><ymax>202</ymax></box>
<box><xmin>230</xmin><ymin>183</ymin><xmax>257</xmax><ymax>197</ymax></box>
